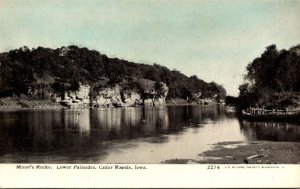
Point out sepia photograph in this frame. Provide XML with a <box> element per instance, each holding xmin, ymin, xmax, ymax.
<box><xmin>0</xmin><ymin>0</ymin><xmax>299</xmax><ymax>188</ymax></box>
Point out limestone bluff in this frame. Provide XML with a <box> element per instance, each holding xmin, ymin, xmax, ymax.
<box><xmin>0</xmin><ymin>45</ymin><xmax>226</xmax><ymax>109</ymax></box>
<box><xmin>29</xmin><ymin>78</ymin><xmax>169</xmax><ymax>108</ymax></box>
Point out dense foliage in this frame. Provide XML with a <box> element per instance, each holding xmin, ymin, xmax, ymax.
<box><xmin>0</xmin><ymin>45</ymin><xmax>226</xmax><ymax>100</ymax></box>
<box><xmin>238</xmin><ymin>44</ymin><xmax>300</xmax><ymax>109</ymax></box>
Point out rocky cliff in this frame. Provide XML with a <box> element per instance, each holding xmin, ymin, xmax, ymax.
<box><xmin>0</xmin><ymin>45</ymin><xmax>227</xmax><ymax>104</ymax></box>
<box><xmin>48</xmin><ymin>79</ymin><xmax>168</xmax><ymax>108</ymax></box>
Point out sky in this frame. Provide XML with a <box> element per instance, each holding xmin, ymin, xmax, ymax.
<box><xmin>0</xmin><ymin>0</ymin><xmax>299</xmax><ymax>96</ymax></box>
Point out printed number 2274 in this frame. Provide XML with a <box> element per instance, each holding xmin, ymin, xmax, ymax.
<box><xmin>207</xmin><ymin>165</ymin><xmax>220</xmax><ymax>169</ymax></box>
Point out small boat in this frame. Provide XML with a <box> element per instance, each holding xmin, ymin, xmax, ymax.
<box><xmin>242</xmin><ymin>109</ymin><xmax>300</xmax><ymax>121</ymax></box>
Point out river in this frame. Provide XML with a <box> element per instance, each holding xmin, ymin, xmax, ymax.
<box><xmin>0</xmin><ymin>105</ymin><xmax>299</xmax><ymax>163</ymax></box>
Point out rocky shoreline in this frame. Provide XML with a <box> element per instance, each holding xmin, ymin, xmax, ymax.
<box><xmin>162</xmin><ymin>141</ymin><xmax>300</xmax><ymax>164</ymax></box>
<box><xmin>0</xmin><ymin>99</ymin><xmax>213</xmax><ymax>112</ymax></box>
<box><xmin>0</xmin><ymin>79</ymin><xmax>170</xmax><ymax>111</ymax></box>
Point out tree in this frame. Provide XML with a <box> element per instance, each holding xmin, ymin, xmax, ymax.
<box><xmin>239</xmin><ymin>44</ymin><xmax>300</xmax><ymax>109</ymax></box>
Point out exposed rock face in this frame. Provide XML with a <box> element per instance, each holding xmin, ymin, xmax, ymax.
<box><xmin>143</xmin><ymin>98</ymin><xmax>165</xmax><ymax>106</ymax></box>
<box><xmin>55</xmin><ymin>80</ymin><xmax>169</xmax><ymax>108</ymax></box>
<box><xmin>61</xmin><ymin>84</ymin><xmax>91</xmax><ymax>107</ymax></box>
<box><xmin>122</xmin><ymin>90</ymin><xmax>142</xmax><ymax>106</ymax></box>
<box><xmin>76</xmin><ymin>84</ymin><xmax>90</xmax><ymax>104</ymax></box>
<box><xmin>191</xmin><ymin>92</ymin><xmax>202</xmax><ymax>101</ymax></box>
<box><xmin>91</xmin><ymin>85</ymin><xmax>124</xmax><ymax>107</ymax></box>
<box><xmin>142</xmin><ymin>81</ymin><xmax>169</xmax><ymax>107</ymax></box>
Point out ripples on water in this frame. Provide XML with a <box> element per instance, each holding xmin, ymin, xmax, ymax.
<box><xmin>0</xmin><ymin>105</ymin><xmax>299</xmax><ymax>163</ymax></box>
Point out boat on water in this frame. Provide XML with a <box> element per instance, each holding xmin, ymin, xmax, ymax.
<box><xmin>242</xmin><ymin>108</ymin><xmax>300</xmax><ymax>121</ymax></box>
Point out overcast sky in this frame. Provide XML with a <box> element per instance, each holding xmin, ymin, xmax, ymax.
<box><xmin>0</xmin><ymin>0</ymin><xmax>299</xmax><ymax>96</ymax></box>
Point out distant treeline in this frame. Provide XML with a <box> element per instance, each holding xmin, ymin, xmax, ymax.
<box><xmin>237</xmin><ymin>44</ymin><xmax>300</xmax><ymax>109</ymax></box>
<box><xmin>0</xmin><ymin>45</ymin><xmax>226</xmax><ymax>100</ymax></box>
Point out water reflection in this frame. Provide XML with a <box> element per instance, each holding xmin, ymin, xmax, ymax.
<box><xmin>240</xmin><ymin>120</ymin><xmax>300</xmax><ymax>142</ymax></box>
<box><xmin>0</xmin><ymin>104</ymin><xmax>299</xmax><ymax>163</ymax></box>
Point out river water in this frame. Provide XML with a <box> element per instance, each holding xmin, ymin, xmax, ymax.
<box><xmin>0</xmin><ymin>105</ymin><xmax>299</xmax><ymax>163</ymax></box>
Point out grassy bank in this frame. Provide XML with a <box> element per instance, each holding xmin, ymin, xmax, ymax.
<box><xmin>0</xmin><ymin>97</ymin><xmax>62</xmax><ymax>111</ymax></box>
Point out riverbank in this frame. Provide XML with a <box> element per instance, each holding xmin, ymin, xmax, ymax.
<box><xmin>162</xmin><ymin>141</ymin><xmax>300</xmax><ymax>164</ymax></box>
<box><xmin>0</xmin><ymin>97</ymin><xmax>63</xmax><ymax>111</ymax></box>
<box><xmin>0</xmin><ymin>97</ymin><xmax>221</xmax><ymax>112</ymax></box>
